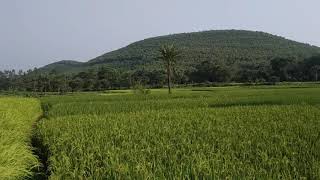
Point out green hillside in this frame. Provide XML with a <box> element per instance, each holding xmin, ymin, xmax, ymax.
<box><xmin>40</xmin><ymin>30</ymin><xmax>320</xmax><ymax>73</ymax></box>
<box><xmin>39</xmin><ymin>60</ymin><xmax>84</xmax><ymax>74</ymax></box>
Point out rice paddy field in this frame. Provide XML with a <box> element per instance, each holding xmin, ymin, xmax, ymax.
<box><xmin>0</xmin><ymin>97</ymin><xmax>41</xmax><ymax>179</ymax></box>
<box><xmin>32</xmin><ymin>85</ymin><xmax>320</xmax><ymax>179</ymax></box>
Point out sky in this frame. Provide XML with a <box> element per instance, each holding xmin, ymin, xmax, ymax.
<box><xmin>0</xmin><ymin>0</ymin><xmax>319</xmax><ymax>70</ymax></box>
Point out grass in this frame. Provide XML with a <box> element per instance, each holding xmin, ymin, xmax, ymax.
<box><xmin>0</xmin><ymin>97</ymin><xmax>41</xmax><ymax>179</ymax></box>
<box><xmin>34</xmin><ymin>85</ymin><xmax>320</xmax><ymax>179</ymax></box>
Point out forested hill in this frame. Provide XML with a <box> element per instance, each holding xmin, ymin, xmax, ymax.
<box><xmin>40</xmin><ymin>60</ymin><xmax>83</xmax><ymax>73</ymax></box>
<box><xmin>40</xmin><ymin>30</ymin><xmax>320</xmax><ymax>73</ymax></box>
<box><xmin>2</xmin><ymin>30</ymin><xmax>320</xmax><ymax>92</ymax></box>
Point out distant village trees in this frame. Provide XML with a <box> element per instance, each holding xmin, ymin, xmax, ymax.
<box><xmin>0</xmin><ymin>55</ymin><xmax>320</xmax><ymax>93</ymax></box>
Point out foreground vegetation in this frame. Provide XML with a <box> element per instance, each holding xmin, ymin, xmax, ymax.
<box><xmin>35</xmin><ymin>85</ymin><xmax>320</xmax><ymax>179</ymax></box>
<box><xmin>0</xmin><ymin>97</ymin><xmax>41</xmax><ymax>179</ymax></box>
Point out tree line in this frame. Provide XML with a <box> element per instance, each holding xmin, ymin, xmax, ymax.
<box><xmin>1</xmin><ymin>54</ymin><xmax>320</xmax><ymax>93</ymax></box>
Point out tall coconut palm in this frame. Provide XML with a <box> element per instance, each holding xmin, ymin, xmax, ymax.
<box><xmin>158</xmin><ymin>44</ymin><xmax>180</xmax><ymax>94</ymax></box>
<box><xmin>311</xmin><ymin>65</ymin><xmax>320</xmax><ymax>81</ymax></box>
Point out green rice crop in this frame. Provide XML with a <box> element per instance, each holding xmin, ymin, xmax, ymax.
<box><xmin>37</xmin><ymin>85</ymin><xmax>320</xmax><ymax>179</ymax></box>
<box><xmin>0</xmin><ymin>97</ymin><xmax>41</xmax><ymax>179</ymax></box>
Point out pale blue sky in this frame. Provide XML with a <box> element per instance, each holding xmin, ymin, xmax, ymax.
<box><xmin>0</xmin><ymin>0</ymin><xmax>319</xmax><ymax>70</ymax></box>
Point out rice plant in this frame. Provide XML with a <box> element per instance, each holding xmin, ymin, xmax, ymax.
<box><xmin>36</xmin><ymin>85</ymin><xmax>320</xmax><ymax>179</ymax></box>
<box><xmin>0</xmin><ymin>97</ymin><xmax>41</xmax><ymax>179</ymax></box>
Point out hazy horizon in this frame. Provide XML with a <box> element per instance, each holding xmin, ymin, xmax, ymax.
<box><xmin>1</xmin><ymin>0</ymin><xmax>319</xmax><ymax>70</ymax></box>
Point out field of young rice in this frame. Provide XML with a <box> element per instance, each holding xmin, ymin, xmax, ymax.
<box><xmin>36</xmin><ymin>86</ymin><xmax>320</xmax><ymax>179</ymax></box>
<box><xmin>0</xmin><ymin>97</ymin><xmax>41</xmax><ymax>179</ymax></box>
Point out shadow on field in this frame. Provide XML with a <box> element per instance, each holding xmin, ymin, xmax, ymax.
<box><xmin>245</xmin><ymin>86</ymin><xmax>320</xmax><ymax>90</ymax></box>
<box><xmin>191</xmin><ymin>89</ymin><xmax>216</xmax><ymax>92</ymax></box>
<box><xmin>30</xmin><ymin>132</ymin><xmax>50</xmax><ymax>180</ymax></box>
<box><xmin>30</xmin><ymin>108</ymin><xmax>51</xmax><ymax>180</ymax></box>
<box><xmin>209</xmin><ymin>101</ymin><xmax>301</xmax><ymax>108</ymax></box>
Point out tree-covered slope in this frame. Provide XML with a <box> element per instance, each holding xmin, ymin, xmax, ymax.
<box><xmin>41</xmin><ymin>30</ymin><xmax>320</xmax><ymax>73</ymax></box>
<box><xmin>38</xmin><ymin>60</ymin><xmax>84</xmax><ymax>74</ymax></box>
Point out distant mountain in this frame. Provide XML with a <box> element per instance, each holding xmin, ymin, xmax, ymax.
<box><xmin>39</xmin><ymin>60</ymin><xmax>83</xmax><ymax>73</ymax></box>
<box><xmin>39</xmin><ymin>30</ymin><xmax>320</xmax><ymax>74</ymax></box>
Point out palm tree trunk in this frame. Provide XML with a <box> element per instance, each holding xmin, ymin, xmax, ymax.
<box><xmin>167</xmin><ymin>63</ymin><xmax>172</xmax><ymax>94</ymax></box>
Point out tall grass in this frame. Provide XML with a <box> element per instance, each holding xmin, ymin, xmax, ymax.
<box><xmin>37</xmin><ymin>86</ymin><xmax>320</xmax><ymax>179</ymax></box>
<box><xmin>0</xmin><ymin>97</ymin><xmax>41</xmax><ymax>179</ymax></box>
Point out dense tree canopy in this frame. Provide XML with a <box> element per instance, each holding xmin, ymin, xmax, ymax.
<box><xmin>39</xmin><ymin>30</ymin><xmax>320</xmax><ymax>75</ymax></box>
<box><xmin>1</xmin><ymin>55</ymin><xmax>320</xmax><ymax>93</ymax></box>
<box><xmin>2</xmin><ymin>30</ymin><xmax>320</xmax><ymax>92</ymax></box>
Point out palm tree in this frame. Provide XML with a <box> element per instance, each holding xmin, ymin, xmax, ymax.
<box><xmin>158</xmin><ymin>44</ymin><xmax>180</xmax><ymax>94</ymax></box>
<box><xmin>311</xmin><ymin>65</ymin><xmax>320</xmax><ymax>81</ymax></box>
